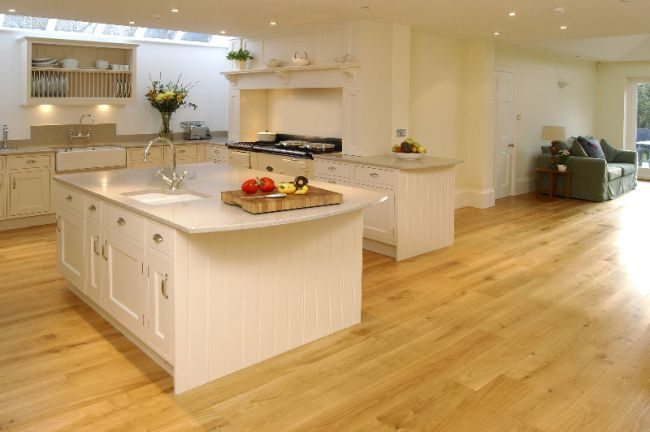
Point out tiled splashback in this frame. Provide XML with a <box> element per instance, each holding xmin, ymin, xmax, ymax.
<box><xmin>30</xmin><ymin>123</ymin><xmax>118</xmax><ymax>147</ymax></box>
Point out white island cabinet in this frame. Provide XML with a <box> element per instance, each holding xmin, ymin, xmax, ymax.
<box><xmin>54</xmin><ymin>163</ymin><xmax>383</xmax><ymax>394</ymax></box>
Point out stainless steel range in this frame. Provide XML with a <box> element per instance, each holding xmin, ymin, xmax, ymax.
<box><xmin>227</xmin><ymin>134</ymin><xmax>342</xmax><ymax>159</ymax></box>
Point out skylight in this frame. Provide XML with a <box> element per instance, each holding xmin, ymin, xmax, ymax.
<box><xmin>0</xmin><ymin>14</ymin><xmax>230</xmax><ymax>47</ymax></box>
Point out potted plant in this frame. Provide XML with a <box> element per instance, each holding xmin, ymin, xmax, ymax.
<box><xmin>556</xmin><ymin>149</ymin><xmax>570</xmax><ymax>172</ymax></box>
<box><xmin>227</xmin><ymin>48</ymin><xmax>254</xmax><ymax>71</ymax></box>
<box><xmin>145</xmin><ymin>74</ymin><xmax>197</xmax><ymax>141</ymax></box>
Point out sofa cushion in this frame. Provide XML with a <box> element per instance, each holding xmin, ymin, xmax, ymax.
<box><xmin>607</xmin><ymin>165</ymin><xmax>623</xmax><ymax>181</ymax></box>
<box><xmin>600</xmin><ymin>139</ymin><xmax>622</xmax><ymax>163</ymax></box>
<box><xmin>577</xmin><ymin>136</ymin><xmax>606</xmax><ymax>159</ymax></box>
<box><xmin>570</xmin><ymin>140</ymin><xmax>588</xmax><ymax>157</ymax></box>
<box><xmin>608</xmin><ymin>163</ymin><xmax>636</xmax><ymax>176</ymax></box>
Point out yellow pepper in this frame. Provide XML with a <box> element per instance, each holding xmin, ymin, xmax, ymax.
<box><xmin>294</xmin><ymin>185</ymin><xmax>308</xmax><ymax>195</ymax></box>
<box><xmin>277</xmin><ymin>182</ymin><xmax>297</xmax><ymax>194</ymax></box>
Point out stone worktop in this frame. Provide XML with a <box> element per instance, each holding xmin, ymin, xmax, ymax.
<box><xmin>54</xmin><ymin>162</ymin><xmax>385</xmax><ymax>234</ymax></box>
<box><xmin>313</xmin><ymin>153</ymin><xmax>462</xmax><ymax>170</ymax></box>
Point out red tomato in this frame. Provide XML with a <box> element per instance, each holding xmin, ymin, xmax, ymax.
<box><xmin>257</xmin><ymin>177</ymin><xmax>275</xmax><ymax>193</ymax></box>
<box><xmin>241</xmin><ymin>179</ymin><xmax>259</xmax><ymax>194</ymax></box>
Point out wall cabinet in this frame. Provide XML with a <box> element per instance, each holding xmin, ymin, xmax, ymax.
<box><xmin>23</xmin><ymin>36</ymin><xmax>137</xmax><ymax>106</ymax></box>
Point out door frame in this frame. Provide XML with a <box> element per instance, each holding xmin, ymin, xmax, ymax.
<box><xmin>494</xmin><ymin>68</ymin><xmax>517</xmax><ymax>198</ymax></box>
<box><xmin>625</xmin><ymin>78</ymin><xmax>650</xmax><ymax>180</ymax></box>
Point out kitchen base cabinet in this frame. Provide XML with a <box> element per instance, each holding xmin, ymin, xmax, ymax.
<box><xmin>146</xmin><ymin>251</ymin><xmax>174</xmax><ymax>363</ymax></box>
<box><xmin>229</xmin><ymin>149</ymin><xmax>256</xmax><ymax>169</ymax></box>
<box><xmin>85</xmin><ymin>221</ymin><xmax>104</xmax><ymax>305</ymax></box>
<box><xmin>358</xmin><ymin>185</ymin><xmax>395</xmax><ymax>245</ymax></box>
<box><xmin>206</xmin><ymin>144</ymin><xmax>228</xmax><ymax>164</ymax></box>
<box><xmin>6</xmin><ymin>152</ymin><xmax>53</xmax><ymax>219</ymax></box>
<box><xmin>255</xmin><ymin>153</ymin><xmax>314</xmax><ymax>178</ymax></box>
<box><xmin>56</xmin><ymin>208</ymin><xmax>84</xmax><ymax>290</ymax></box>
<box><xmin>0</xmin><ymin>156</ymin><xmax>5</xmax><ymax>220</ymax></box>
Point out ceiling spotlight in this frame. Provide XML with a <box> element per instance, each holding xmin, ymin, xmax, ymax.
<box><xmin>493</xmin><ymin>32</ymin><xmax>501</xmax><ymax>36</ymax></box>
<box><xmin>508</xmin><ymin>11</ymin><xmax>517</xmax><ymax>17</ymax></box>
<box><xmin>7</xmin><ymin>8</ymin><xmax>16</xmax><ymax>12</ymax></box>
<box><xmin>269</xmin><ymin>21</ymin><xmax>277</xmax><ymax>26</ymax></box>
<box><xmin>560</xmin><ymin>25</ymin><xmax>567</xmax><ymax>30</ymax></box>
<box><xmin>128</xmin><ymin>20</ymin><xmax>135</xmax><ymax>25</ymax></box>
<box><xmin>170</xmin><ymin>8</ymin><xmax>179</xmax><ymax>13</ymax></box>
<box><xmin>220</xmin><ymin>30</ymin><xmax>226</xmax><ymax>34</ymax></box>
<box><xmin>552</xmin><ymin>7</ymin><xmax>566</xmax><ymax>15</ymax></box>
<box><xmin>361</xmin><ymin>5</ymin><xmax>370</xmax><ymax>10</ymax></box>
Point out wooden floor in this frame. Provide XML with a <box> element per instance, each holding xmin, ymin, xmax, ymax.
<box><xmin>2</xmin><ymin>184</ymin><xmax>650</xmax><ymax>431</ymax></box>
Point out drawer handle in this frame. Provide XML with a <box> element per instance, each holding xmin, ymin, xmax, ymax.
<box><xmin>161</xmin><ymin>274</ymin><xmax>169</xmax><ymax>299</ymax></box>
<box><xmin>93</xmin><ymin>236</ymin><xmax>100</xmax><ymax>256</ymax></box>
<box><xmin>65</xmin><ymin>195</ymin><xmax>72</xmax><ymax>201</ymax></box>
<box><xmin>328</xmin><ymin>166</ymin><xmax>336</xmax><ymax>171</ymax></box>
<box><xmin>179</xmin><ymin>149</ymin><xmax>186</xmax><ymax>154</ymax></box>
<box><xmin>88</xmin><ymin>204</ymin><xmax>96</xmax><ymax>211</ymax></box>
<box><xmin>116</xmin><ymin>217</ymin><xmax>126</xmax><ymax>226</ymax></box>
<box><xmin>329</xmin><ymin>180</ymin><xmax>337</xmax><ymax>184</ymax></box>
<box><xmin>266</xmin><ymin>165</ymin><xmax>274</xmax><ymax>172</ymax></box>
<box><xmin>369</xmin><ymin>172</ymin><xmax>379</xmax><ymax>177</ymax></box>
<box><xmin>152</xmin><ymin>233</ymin><xmax>164</xmax><ymax>243</ymax></box>
<box><xmin>12</xmin><ymin>178</ymin><xmax>16</xmax><ymax>189</ymax></box>
<box><xmin>102</xmin><ymin>240</ymin><xmax>108</xmax><ymax>261</ymax></box>
<box><xmin>27</xmin><ymin>159</ymin><xmax>36</xmax><ymax>164</ymax></box>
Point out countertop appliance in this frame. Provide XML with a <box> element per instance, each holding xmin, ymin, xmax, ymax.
<box><xmin>180</xmin><ymin>121</ymin><xmax>211</xmax><ymax>140</ymax></box>
<box><xmin>226</xmin><ymin>134</ymin><xmax>342</xmax><ymax>159</ymax></box>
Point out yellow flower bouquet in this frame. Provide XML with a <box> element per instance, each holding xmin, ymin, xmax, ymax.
<box><xmin>145</xmin><ymin>74</ymin><xmax>197</xmax><ymax>140</ymax></box>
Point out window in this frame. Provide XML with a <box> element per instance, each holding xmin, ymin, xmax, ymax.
<box><xmin>181</xmin><ymin>32</ymin><xmax>212</xmax><ymax>43</ymax></box>
<box><xmin>2</xmin><ymin>15</ymin><xmax>47</xmax><ymax>30</ymax></box>
<box><xmin>626</xmin><ymin>80</ymin><xmax>650</xmax><ymax>180</ymax></box>
<box><xmin>102</xmin><ymin>24</ymin><xmax>137</xmax><ymax>38</ymax></box>
<box><xmin>143</xmin><ymin>28</ymin><xmax>177</xmax><ymax>40</ymax></box>
<box><xmin>54</xmin><ymin>19</ymin><xmax>97</xmax><ymax>33</ymax></box>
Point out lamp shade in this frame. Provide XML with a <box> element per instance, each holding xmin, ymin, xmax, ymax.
<box><xmin>541</xmin><ymin>126</ymin><xmax>566</xmax><ymax>142</ymax></box>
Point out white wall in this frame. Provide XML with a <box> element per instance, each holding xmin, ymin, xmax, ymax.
<box><xmin>496</xmin><ymin>44</ymin><xmax>597</xmax><ymax>194</ymax></box>
<box><xmin>594</xmin><ymin>61</ymin><xmax>650</xmax><ymax>149</ymax></box>
<box><xmin>267</xmin><ymin>88</ymin><xmax>343</xmax><ymax>137</ymax></box>
<box><xmin>0</xmin><ymin>29</ymin><xmax>230</xmax><ymax>140</ymax></box>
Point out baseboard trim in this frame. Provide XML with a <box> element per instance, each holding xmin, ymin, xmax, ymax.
<box><xmin>515</xmin><ymin>176</ymin><xmax>535</xmax><ymax>196</ymax></box>
<box><xmin>455</xmin><ymin>188</ymin><xmax>495</xmax><ymax>209</ymax></box>
<box><xmin>363</xmin><ymin>238</ymin><xmax>396</xmax><ymax>259</ymax></box>
<box><xmin>0</xmin><ymin>213</ymin><xmax>56</xmax><ymax>231</ymax></box>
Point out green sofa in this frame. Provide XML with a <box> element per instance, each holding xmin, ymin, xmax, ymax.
<box><xmin>537</xmin><ymin>137</ymin><xmax>637</xmax><ymax>201</ymax></box>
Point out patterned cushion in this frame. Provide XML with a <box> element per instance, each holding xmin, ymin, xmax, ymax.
<box><xmin>570</xmin><ymin>140</ymin><xmax>588</xmax><ymax>157</ymax></box>
<box><xmin>577</xmin><ymin>136</ymin><xmax>606</xmax><ymax>159</ymax></box>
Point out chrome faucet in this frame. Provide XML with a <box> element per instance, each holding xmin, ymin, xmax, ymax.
<box><xmin>2</xmin><ymin>125</ymin><xmax>8</xmax><ymax>149</ymax></box>
<box><xmin>68</xmin><ymin>113</ymin><xmax>94</xmax><ymax>145</ymax></box>
<box><xmin>144</xmin><ymin>137</ymin><xmax>188</xmax><ymax>191</ymax></box>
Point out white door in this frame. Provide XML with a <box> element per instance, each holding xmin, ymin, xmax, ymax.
<box><xmin>8</xmin><ymin>169</ymin><xmax>51</xmax><ymax>218</ymax></box>
<box><xmin>85</xmin><ymin>222</ymin><xmax>104</xmax><ymax>306</ymax></box>
<box><xmin>494</xmin><ymin>70</ymin><xmax>516</xmax><ymax>199</ymax></box>
<box><xmin>626</xmin><ymin>79</ymin><xmax>650</xmax><ymax>180</ymax></box>
<box><xmin>147</xmin><ymin>252</ymin><xmax>174</xmax><ymax>363</ymax></box>
<box><xmin>105</xmin><ymin>231</ymin><xmax>146</xmax><ymax>338</ymax></box>
<box><xmin>57</xmin><ymin>208</ymin><xmax>84</xmax><ymax>290</ymax></box>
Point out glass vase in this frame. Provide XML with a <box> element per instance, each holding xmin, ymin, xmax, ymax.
<box><xmin>159</xmin><ymin>112</ymin><xmax>174</xmax><ymax>141</ymax></box>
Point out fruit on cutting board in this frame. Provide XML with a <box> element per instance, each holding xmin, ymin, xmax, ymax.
<box><xmin>241</xmin><ymin>179</ymin><xmax>259</xmax><ymax>194</ymax></box>
<box><xmin>294</xmin><ymin>185</ymin><xmax>309</xmax><ymax>195</ymax></box>
<box><xmin>277</xmin><ymin>182</ymin><xmax>297</xmax><ymax>194</ymax></box>
<box><xmin>392</xmin><ymin>137</ymin><xmax>427</xmax><ymax>154</ymax></box>
<box><xmin>257</xmin><ymin>177</ymin><xmax>275</xmax><ymax>192</ymax></box>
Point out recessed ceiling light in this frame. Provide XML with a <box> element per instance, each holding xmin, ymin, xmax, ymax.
<box><xmin>7</xmin><ymin>8</ymin><xmax>16</xmax><ymax>13</ymax></box>
<box><xmin>552</xmin><ymin>7</ymin><xmax>566</xmax><ymax>15</ymax></box>
<box><xmin>361</xmin><ymin>6</ymin><xmax>370</xmax><ymax>10</ymax></box>
<box><xmin>220</xmin><ymin>30</ymin><xmax>226</xmax><ymax>34</ymax></box>
<box><xmin>508</xmin><ymin>11</ymin><xmax>517</xmax><ymax>17</ymax></box>
<box><xmin>128</xmin><ymin>20</ymin><xmax>135</xmax><ymax>25</ymax></box>
<box><xmin>493</xmin><ymin>32</ymin><xmax>501</xmax><ymax>36</ymax></box>
<box><xmin>269</xmin><ymin>21</ymin><xmax>277</xmax><ymax>26</ymax></box>
<box><xmin>560</xmin><ymin>25</ymin><xmax>567</xmax><ymax>30</ymax></box>
<box><xmin>170</xmin><ymin>8</ymin><xmax>179</xmax><ymax>13</ymax></box>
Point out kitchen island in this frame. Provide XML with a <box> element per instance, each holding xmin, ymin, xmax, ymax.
<box><xmin>54</xmin><ymin>163</ymin><xmax>384</xmax><ymax>394</ymax></box>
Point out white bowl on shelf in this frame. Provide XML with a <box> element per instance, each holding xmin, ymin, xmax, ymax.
<box><xmin>61</xmin><ymin>58</ymin><xmax>79</xmax><ymax>69</ymax></box>
<box><xmin>95</xmin><ymin>59</ymin><xmax>109</xmax><ymax>69</ymax></box>
<box><xmin>392</xmin><ymin>152</ymin><xmax>425</xmax><ymax>160</ymax></box>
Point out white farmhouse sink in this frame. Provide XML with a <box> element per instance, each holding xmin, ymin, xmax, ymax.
<box><xmin>123</xmin><ymin>190</ymin><xmax>209</xmax><ymax>205</ymax></box>
<box><xmin>56</xmin><ymin>146</ymin><xmax>126</xmax><ymax>172</ymax></box>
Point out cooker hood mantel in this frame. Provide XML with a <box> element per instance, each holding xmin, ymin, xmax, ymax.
<box><xmin>221</xmin><ymin>64</ymin><xmax>359</xmax><ymax>88</ymax></box>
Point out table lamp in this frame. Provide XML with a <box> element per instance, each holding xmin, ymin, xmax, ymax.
<box><xmin>541</xmin><ymin>125</ymin><xmax>566</xmax><ymax>167</ymax></box>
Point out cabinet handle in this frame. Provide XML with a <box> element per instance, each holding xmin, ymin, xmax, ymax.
<box><xmin>102</xmin><ymin>240</ymin><xmax>108</xmax><ymax>261</ymax></box>
<box><xmin>329</xmin><ymin>180</ymin><xmax>337</xmax><ymax>184</ymax></box>
<box><xmin>266</xmin><ymin>165</ymin><xmax>274</xmax><ymax>172</ymax></box>
<box><xmin>179</xmin><ymin>149</ymin><xmax>186</xmax><ymax>154</ymax></box>
<box><xmin>27</xmin><ymin>159</ymin><xmax>36</xmax><ymax>164</ymax></box>
<box><xmin>152</xmin><ymin>233</ymin><xmax>164</xmax><ymax>243</ymax></box>
<box><xmin>88</xmin><ymin>204</ymin><xmax>96</xmax><ymax>211</ymax></box>
<box><xmin>369</xmin><ymin>172</ymin><xmax>379</xmax><ymax>177</ymax></box>
<box><xmin>328</xmin><ymin>166</ymin><xmax>336</xmax><ymax>171</ymax></box>
<box><xmin>93</xmin><ymin>236</ymin><xmax>100</xmax><ymax>256</ymax></box>
<box><xmin>161</xmin><ymin>273</ymin><xmax>169</xmax><ymax>299</ymax></box>
<box><xmin>116</xmin><ymin>217</ymin><xmax>126</xmax><ymax>226</ymax></box>
<box><xmin>12</xmin><ymin>178</ymin><xmax>16</xmax><ymax>189</ymax></box>
<box><xmin>65</xmin><ymin>195</ymin><xmax>72</xmax><ymax>201</ymax></box>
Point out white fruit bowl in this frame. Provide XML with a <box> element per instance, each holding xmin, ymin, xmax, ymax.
<box><xmin>393</xmin><ymin>152</ymin><xmax>425</xmax><ymax>160</ymax></box>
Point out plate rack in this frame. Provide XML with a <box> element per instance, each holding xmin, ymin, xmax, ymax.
<box><xmin>31</xmin><ymin>68</ymin><xmax>132</xmax><ymax>99</ymax></box>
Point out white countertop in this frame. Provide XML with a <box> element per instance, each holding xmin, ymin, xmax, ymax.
<box><xmin>54</xmin><ymin>163</ymin><xmax>385</xmax><ymax>234</ymax></box>
<box><xmin>314</xmin><ymin>153</ymin><xmax>462</xmax><ymax>170</ymax></box>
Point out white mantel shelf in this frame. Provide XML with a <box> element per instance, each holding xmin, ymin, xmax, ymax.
<box><xmin>221</xmin><ymin>63</ymin><xmax>360</xmax><ymax>84</ymax></box>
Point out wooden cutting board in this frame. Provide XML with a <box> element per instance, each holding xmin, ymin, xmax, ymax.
<box><xmin>221</xmin><ymin>186</ymin><xmax>343</xmax><ymax>214</ymax></box>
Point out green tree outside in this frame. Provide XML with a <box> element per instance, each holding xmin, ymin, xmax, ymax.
<box><xmin>637</xmin><ymin>83</ymin><xmax>650</xmax><ymax>129</ymax></box>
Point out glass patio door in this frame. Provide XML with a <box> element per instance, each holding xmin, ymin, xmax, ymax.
<box><xmin>627</xmin><ymin>80</ymin><xmax>650</xmax><ymax>180</ymax></box>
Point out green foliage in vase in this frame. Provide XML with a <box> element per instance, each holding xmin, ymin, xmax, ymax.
<box><xmin>226</xmin><ymin>48</ymin><xmax>253</xmax><ymax>61</ymax></box>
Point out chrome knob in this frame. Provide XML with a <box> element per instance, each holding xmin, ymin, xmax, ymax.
<box><xmin>65</xmin><ymin>195</ymin><xmax>72</xmax><ymax>201</ymax></box>
<box><xmin>116</xmin><ymin>217</ymin><xmax>126</xmax><ymax>226</ymax></box>
<box><xmin>153</xmin><ymin>233</ymin><xmax>164</xmax><ymax>243</ymax></box>
<box><xmin>88</xmin><ymin>204</ymin><xmax>96</xmax><ymax>211</ymax></box>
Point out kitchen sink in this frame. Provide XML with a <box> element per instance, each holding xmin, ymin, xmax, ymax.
<box><xmin>122</xmin><ymin>189</ymin><xmax>209</xmax><ymax>205</ymax></box>
<box><xmin>56</xmin><ymin>145</ymin><xmax>126</xmax><ymax>172</ymax></box>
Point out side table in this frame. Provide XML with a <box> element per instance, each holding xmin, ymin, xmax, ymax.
<box><xmin>535</xmin><ymin>168</ymin><xmax>571</xmax><ymax>199</ymax></box>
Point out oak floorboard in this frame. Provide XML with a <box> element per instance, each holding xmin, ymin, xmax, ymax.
<box><xmin>1</xmin><ymin>182</ymin><xmax>649</xmax><ymax>431</ymax></box>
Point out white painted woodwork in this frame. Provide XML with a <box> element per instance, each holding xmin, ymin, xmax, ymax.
<box><xmin>56</xmin><ymin>183</ymin><xmax>84</xmax><ymax>214</ymax></box>
<box><xmin>7</xmin><ymin>154</ymin><xmax>51</xmax><ymax>170</ymax></box>
<box><xmin>127</xmin><ymin>146</ymin><xmax>163</xmax><ymax>168</ymax></box>
<box><xmin>0</xmin><ymin>156</ymin><xmax>5</xmax><ymax>221</ymax></box>
<box><xmin>206</xmin><ymin>144</ymin><xmax>228</xmax><ymax>164</ymax></box>
<box><xmin>8</xmin><ymin>169</ymin><xmax>51</xmax><ymax>218</ymax></box>
<box><xmin>315</xmin><ymin>159</ymin><xmax>457</xmax><ymax>260</ymax></box>
<box><xmin>255</xmin><ymin>153</ymin><xmax>314</xmax><ymax>178</ymax></box>
<box><xmin>104</xmin><ymin>229</ymin><xmax>146</xmax><ymax>339</ymax></box>
<box><xmin>103</xmin><ymin>203</ymin><xmax>145</xmax><ymax>243</ymax></box>
<box><xmin>228</xmin><ymin>149</ymin><xmax>254</xmax><ymax>169</ymax></box>
<box><xmin>56</xmin><ymin>208</ymin><xmax>84</xmax><ymax>290</ymax></box>
<box><xmin>22</xmin><ymin>37</ymin><xmax>137</xmax><ymax>106</ymax></box>
<box><xmin>494</xmin><ymin>70</ymin><xmax>516</xmax><ymax>199</ymax></box>
<box><xmin>85</xmin><ymin>221</ymin><xmax>104</xmax><ymax>305</ymax></box>
<box><xmin>146</xmin><ymin>251</ymin><xmax>174</xmax><ymax>363</ymax></box>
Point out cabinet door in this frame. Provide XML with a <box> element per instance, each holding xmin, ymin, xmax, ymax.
<box><xmin>8</xmin><ymin>169</ymin><xmax>51</xmax><ymax>218</ymax></box>
<box><xmin>105</xmin><ymin>231</ymin><xmax>146</xmax><ymax>338</ymax></box>
<box><xmin>0</xmin><ymin>172</ymin><xmax>5</xmax><ymax>220</ymax></box>
<box><xmin>57</xmin><ymin>208</ymin><xmax>84</xmax><ymax>290</ymax></box>
<box><xmin>228</xmin><ymin>150</ymin><xmax>252</xmax><ymax>169</ymax></box>
<box><xmin>147</xmin><ymin>252</ymin><xmax>174</xmax><ymax>362</ymax></box>
<box><xmin>280</xmin><ymin>157</ymin><xmax>313</xmax><ymax>178</ymax></box>
<box><xmin>357</xmin><ymin>184</ymin><xmax>396</xmax><ymax>245</ymax></box>
<box><xmin>85</xmin><ymin>222</ymin><xmax>104</xmax><ymax>306</ymax></box>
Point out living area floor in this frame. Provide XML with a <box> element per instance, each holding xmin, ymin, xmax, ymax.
<box><xmin>1</xmin><ymin>182</ymin><xmax>650</xmax><ymax>431</ymax></box>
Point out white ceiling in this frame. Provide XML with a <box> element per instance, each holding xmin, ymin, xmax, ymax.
<box><xmin>3</xmin><ymin>0</ymin><xmax>650</xmax><ymax>61</ymax></box>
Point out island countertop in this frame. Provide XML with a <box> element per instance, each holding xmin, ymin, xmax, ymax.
<box><xmin>54</xmin><ymin>163</ymin><xmax>385</xmax><ymax>234</ymax></box>
<box><xmin>313</xmin><ymin>153</ymin><xmax>462</xmax><ymax>170</ymax></box>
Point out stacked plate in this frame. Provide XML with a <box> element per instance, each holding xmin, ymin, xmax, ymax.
<box><xmin>32</xmin><ymin>57</ymin><xmax>59</xmax><ymax>68</ymax></box>
<box><xmin>32</xmin><ymin>74</ymin><xmax>68</xmax><ymax>97</ymax></box>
